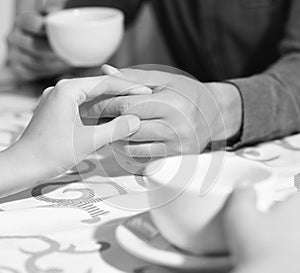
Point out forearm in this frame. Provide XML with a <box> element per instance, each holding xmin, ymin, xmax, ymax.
<box><xmin>0</xmin><ymin>144</ymin><xmax>45</xmax><ymax>197</ymax></box>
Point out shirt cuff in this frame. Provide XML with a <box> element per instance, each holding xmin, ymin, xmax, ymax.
<box><xmin>225</xmin><ymin>75</ymin><xmax>275</xmax><ymax>149</ymax></box>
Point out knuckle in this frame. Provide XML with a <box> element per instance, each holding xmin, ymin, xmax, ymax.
<box><xmin>166</xmin><ymin>129</ymin><xmax>177</xmax><ymax>142</ymax></box>
<box><xmin>54</xmin><ymin>79</ymin><xmax>72</xmax><ymax>97</ymax></box>
<box><xmin>55</xmin><ymin>79</ymin><xmax>70</xmax><ymax>90</ymax></box>
<box><xmin>116</xmin><ymin>143</ymin><xmax>138</xmax><ymax>157</ymax></box>
<box><xmin>124</xmin><ymin>145</ymin><xmax>132</xmax><ymax>155</ymax></box>
<box><xmin>119</xmin><ymin>99</ymin><xmax>130</xmax><ymax>114</ymax></box>
<box><xmin>92</xmin><ymin>103</ymin><xmax>105</xmax><ymax>118</ymax></box>
<box><xmin>113</xmin><ymin>142</ymin><xmax>131</xmax><ymax>156</ymax></box>
<box><xmin>177</xmin><ymin>123</ymin><xmax>191</xmax><ymax>139</ymax></box>
<box><xmin>128</xmin><ymin>146</ymin><xmax>143</xmax><ymax>157</ymax></box>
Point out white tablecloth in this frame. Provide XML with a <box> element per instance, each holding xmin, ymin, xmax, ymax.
<box><xmin>0</xmin><ymin>76</ymin><xmax>298</xmax><ymax>273</ymax></box>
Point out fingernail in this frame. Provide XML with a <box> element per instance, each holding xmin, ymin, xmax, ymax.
<box><xmin>128</xmin><ymin>116</ymin><xmax>141</xmax><ymax>134</ymax></box>
<box><xmin>104</xmin><ymin>64</ymin><xmax>119</xmax><ymax>75</ymax></box>
<box><xmin>133</xmin><ymin>86</ymin><xmax>153</xmax><ymax>94</ymax></box>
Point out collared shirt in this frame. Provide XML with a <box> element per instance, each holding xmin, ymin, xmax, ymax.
<box><xmin>67</xmin><ymin>0</ymin><xmax>300</xmax><ymax>147</ymax></box>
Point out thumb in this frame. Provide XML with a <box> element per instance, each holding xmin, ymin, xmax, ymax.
<box><xmin>19</xmin><ymin>12</ymin><xmax>45</xmax><ymax>36</ymax></box>
<box><xmin>93</xmin><ymin>115</ymin><xmax>140</xmax><ymax>148</ymax></box>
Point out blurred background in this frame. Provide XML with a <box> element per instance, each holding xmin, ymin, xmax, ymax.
<box><xmin>0</xmin><ymin>0</ymin><xmax>174</xmax><ymax>72</ymax></box>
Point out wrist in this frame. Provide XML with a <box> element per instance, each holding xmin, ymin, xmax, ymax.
<box><xmin>6</xmin><ymin>140</ymin><xmax>54</xmax><ymax>182</ymax></box>
<box><xmin>205</xmin><ymin>82</ymin><xmax>242</xmax><ymax>142</ymax></box>
<box><xmin>0</xmin><ymin>144</ymin><xmax>45</xmax><ymax>196</ymax></box>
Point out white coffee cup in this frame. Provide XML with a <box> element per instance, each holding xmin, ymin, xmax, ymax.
<box><xmin>45</xmin><ymin>7</ymin><xmax>124</xmax><ymax>67</ymax></box>
<box><xmin>144</xmin><ymin>152</ymin><xmax>276</xmax><ymax>255</ymax></box>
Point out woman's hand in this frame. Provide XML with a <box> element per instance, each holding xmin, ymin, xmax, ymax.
<box><xmin>0</xmin><ymin>76</ymin><xmax>151</xmax><ymax>197</ymax></box>
<box><xmin>223</xmin><ymin>186</ymin><xmax>300</xmax><ymax>273</ymax></box>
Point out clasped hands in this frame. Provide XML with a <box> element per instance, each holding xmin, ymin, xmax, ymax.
<box><xmin>6</xmin><ymin>64</ymin><xmax>241</xmax><ymax>194</ymax></box>
<box><xmin>81</xmin><ymin>65</ymin><xmax>242</xmax><ymax>158</ymax></box>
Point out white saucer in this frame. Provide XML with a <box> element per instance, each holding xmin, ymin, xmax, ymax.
<box><xmin>115</xmin><ymin>213</ymin><xmax>232</xmax><ymax>271</ymax></box>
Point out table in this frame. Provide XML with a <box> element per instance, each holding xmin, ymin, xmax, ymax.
<box><xmin>0</xmin><ymin>68</ymin><xmax>298</xmax><ymax>273</ymax></box>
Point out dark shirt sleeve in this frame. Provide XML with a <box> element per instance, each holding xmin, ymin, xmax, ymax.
<box><xmin>65</xmin><ymin>0</ymin><xmax>145</xmax><ymax>25</ymax></box>
<box><xmin>228</xmin><ymin>0</ymin><xmax>300</xmax><ymax>147</ymax></box>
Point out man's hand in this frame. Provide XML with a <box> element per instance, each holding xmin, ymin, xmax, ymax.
<box><xmin>7</xmin><ymin>10</ymin><xmax>71</xmax><ymax>81</ymax></box>
<box><xmin>83</xmin><ymin>66</ymin><xmax>242</xmax><ymax>157</ymax></box>
<box><xmin>223</xmin><ymin>187</ymin><xmax>300</xmax><ymax>273</ymax></box>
